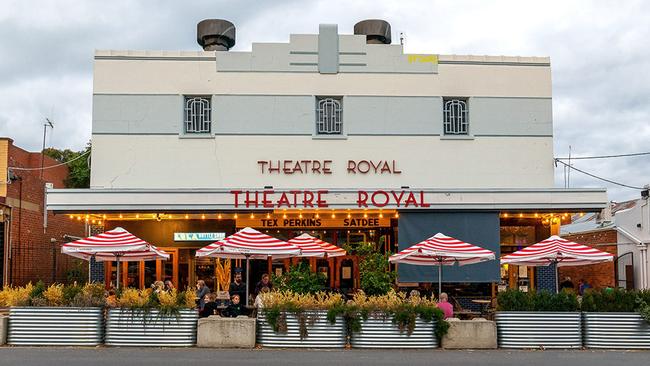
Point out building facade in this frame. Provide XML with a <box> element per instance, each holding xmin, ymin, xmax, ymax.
<box><xmin>47</xmin><ymin>20</ymin><xmax>608</xmax><ymax>296</ymax></box>
<box><xmin>1</xmin><ymin>138</ymin><xmax>87</xmax><ymax>286</ymax></box>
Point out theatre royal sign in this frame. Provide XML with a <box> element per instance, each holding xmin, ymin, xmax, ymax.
<box><xmin>231</xmin><ymin>159</ymin><xmax>429</xmax><ymax>209</ymax></box>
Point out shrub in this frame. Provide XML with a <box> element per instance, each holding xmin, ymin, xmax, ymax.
<box><xmin>581</xmin><ymin>288</ymin><xmax>650</xmax><ymax>314</ymax></box>
<box><xmin>43</xmin><ymin>284</ymin><xmax>65</xmax><ymax>306</ymax></box>
<box><xmin>497</xmin><ymin>289</ymin><xmax>578</xmax><ymax>312</ymax></box>
<box><xmin>0</xmin><ymin>283</ymin><xmax>33</xmax><ymax>307</ymax></box>
<box><xmin>356</xmin><ymin>243</ymin><xmax>396</xmax><ymax>296</ymax></box>
<box><xmin>272</xmin><ymin>262</ymin><xmax>326</xmax><ymax>294</ymax></box>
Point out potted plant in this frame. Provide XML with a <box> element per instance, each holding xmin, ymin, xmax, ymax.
<box><xmin>257</xmin><ymin>290</ymin><xmax>347</xmax><ymax>348</ymax></box>
<box><xmin>0</xmin><ymin>282</ymin><xmax>105</xmax><ymax>346</ymax></box>
<box><xmin>581</xmin><ymin>288</ymin><xmax>650</xmax><ymax>349</ymax></box>
<box><xmin>105</xmin><ymin>287</ymin><xmax>198</xmax><ymax>347</ymax></box>
<box><xmin>495</xmin><ymin>289</ymin><xmax>581</xmax><ymax>349</ymax></box>
<box><xmin>348</xmin><ymin>290</ymin><xmax>447</xmax><ymax>349</ymax></box>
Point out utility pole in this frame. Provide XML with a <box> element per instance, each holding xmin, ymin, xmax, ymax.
<box><xmin>40</xmin><ymin>118</ymin><xmax>54</xmax><ymax>178</ymax></box>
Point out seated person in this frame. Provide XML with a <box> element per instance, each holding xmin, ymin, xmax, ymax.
<box><xmin>199</xmin><ymin>293</ymin><xmax>219</xmax><ymax>318</ymax></box>
<box><xmin>436</xmin><ymin>292</ymin><xmax>454</xmax><ymax>319</ymax></box>
<box><xmin>222</xmin><ymin>294</ymin><xmax>243</xmax><ymax>317</ymax></box>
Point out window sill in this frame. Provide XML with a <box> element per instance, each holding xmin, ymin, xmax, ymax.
<box><xmin>179</xmin><ymin>134</ymin><xmax>215</xmax><ymax>139</ymax></box>
<box><xmin>440</xmin><ymin>134</ymin><xmax>474</xmax><ymax>140</ymax></box>
<box><xmin>312</xmin><ymin>134</ymin><xmax>348</xmax><ymax>140</ymax></box>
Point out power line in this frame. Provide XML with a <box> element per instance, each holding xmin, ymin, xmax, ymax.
<box><xmin>9</xmin><ymin>150</ymin><xmax>90</xmax><ymax>171</ymax></box>
<box><xmin>554</xmin><ymin>158</ymin><xmax>644</xmax><ymax>190</ymax></box>
<box><xmin>555</xmin><ymin>151</ymin><xmax>650</xmax><ymax>160</ymax></box>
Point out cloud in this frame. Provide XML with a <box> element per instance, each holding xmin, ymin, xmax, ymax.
<box><xmin>0</xmin><ymin>0</ymin><xmax>648</xmax><ymax>201</ymax></box>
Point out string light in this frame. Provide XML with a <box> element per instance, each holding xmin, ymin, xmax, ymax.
<box><xmin>168</xmin><ymin>214</ymin><xmax>173</xmax><ymax>219</ymax></box>
<box><xmin>534</xmin><ymin>213</ymin><xmax>538</xmax><ymax>218</ymax></box>
<box><xmin>103</xmin><ymin>214</ymin><xmax>107</xmax><ymax>219</ymax></box>
<box><xmin>85</xmin><ymin>214</ymin><xmax>89</xmax><ymax>219</ymax></box>
<box><xmin>283</xmin><ymin>213</ymin><xmax>287</xmax><ymax>219</ymax></box>
<box><xmin>363</xmin><ymin>213</ymin><xmax>368</xmax><ymax>218</ymax></box>
<box><xmin>218</xmin><ymin>214</ymin><xmax>222</xmax><ymax>219</ymax></box>
<box><xmin>394</xmin><ymin>212</ymin><xmax>399</xmax><ymax>218</ymax></box>
<box><xmin>503</xmin><ymin>213</ymin><xmax>508</xmax><ymax>218</ymax></box>
<box><xmin>92</xmin><ymin>219</ymin><xmax>96</xmax><ymax>224</ymax></box>
<box><xmin>579</xmin><ymin>212</ymin><xmax>585</xmax><ymax>217</ymax></box>
<box><xmin>98</xmin><ymin>220</ymin><xmax>102</xmax><ymax>225</ymax></box>
<box><xmin>266</xmin><ymin>213</ymin><xmax>271</xmax><ymax>219</ymax></box>
<box><xmin>119</xmin><ymin>214</ymin><xmax>123</xmax><ymax>219</ymax></box>
<box><xmin>299</xmin><ymin>213</ymin><xmax>303</xmax><ymax>218</ymax></box>
<box><xmin>77</xmin><ymin>216</ymin><xmax>81</xmax><ymax>221</ymax></box>
<box><xmin>347</xmin><ymin>213</ymin><xmax>351</xmax><ymax>218</ymax></box>
<box><xmin>315</xmin><ymin>212</ymin><xmax>319</xmax><ymax>218</ymax></box>
<box><xmin>185</xmin><ymin>214</ymin><xmax>189</xmax><ymax>219</ymax></box>
<box><xmin>519</xmin><ymin>213</ymin><xmax>523</xmax><ymax>218</ymax></box>
<box><xmin>233</xmin><ymin>213</ymin><xmax>238</xmax><ymax>219</ymax></box>
<box><xmin>201</xmin><ymin>214</ymin><xmax>205</xmax><ymax>220</ymax></box>
<box><xmin>331</xmin><ymin>212</ymin><xmax>336</xmax><ymax>218</ymax></box>
<box><xmin>135</xmin><ymin>214</ymin><xmax>139</xmax><ymax>219</ymax></box>
<box><xmin>250</xmin><ymin>213</ymin><xmax>255</xmax><ymax>219</ymax></box>
<box><xmin>69</xmin><ymin>214</ymin><xmax>74</xmax><ymax>219</ymax></box>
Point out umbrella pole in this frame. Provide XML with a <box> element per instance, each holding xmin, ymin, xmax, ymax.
<box><xmin>438</xmin><ymin>257</ymin><xmax>443</xmax><ymax>296</ymax></box>
<box><xmin>554</xmin><ymin>260</ymin><xmax>559</xmax><ymax>294</ymax></box>
<box><xmin>245</xmin><ymin>256</ymin><xmax>250</xmax><ymax>306</ymax></box>
<box><xmin>116</xmin><ymin>255</ymin><xmax>121</xmax><ymax>290</ymax></box>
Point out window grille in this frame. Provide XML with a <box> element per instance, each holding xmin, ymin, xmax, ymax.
<box><xmin>316</xmin><ymin>97</ymin><xmax>343</xmax><ymax>135</ymax></box>
<box><xmin>184</xmin><ymin>96</ymin><xmax>211</xmax><ymax>134</ymax></box>
<box><xmin>443</xmin><ymin>98</ymin><xmax>469</xmax><ymax>135</ymax></box>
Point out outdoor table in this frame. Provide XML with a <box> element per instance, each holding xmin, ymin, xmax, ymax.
<box><xmin>471</xmin><ymin>299</ymin><xmax>492</xmax><ymax>316</ymax></box>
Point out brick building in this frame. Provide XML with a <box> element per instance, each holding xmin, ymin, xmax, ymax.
<box><xmin>559</xmin><ymin>229</ymin><xmax>617</xmax><ymax>290</ymax></box>
<box><xmin>0</xmin><ymin>137</ymin><xmax>87</xmax><ymax>286</ymax></box>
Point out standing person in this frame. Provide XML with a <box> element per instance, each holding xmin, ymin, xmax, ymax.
<box><xmin>578</xmin><ymin>279</ymin><xmax>591</xmax><ymax>295</ymax></box>
<box><xmin>559</xmin><ymin>276</ymin><xmax>574</xmax><ymax>291</ymax></box>
<box><xmin>254</xmin><ymin>273</ymin><xmax>273</xmax><ymax>297</ymax></box>
<box><xmin>436</xmin><ymin>292</ymin><xmax>454</xmax><ymax>319</ymax></box>
<box><xmin>196</xmin><ymin>280</ymin><xmax>210</xmax><ymax>309</ymax></box>
<box><xmin>229</xmin><ymin>269</ymin><xmax>246</xmax><ymax>301</ymax></box>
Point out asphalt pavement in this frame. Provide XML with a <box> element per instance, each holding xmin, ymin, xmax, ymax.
<box><xmin>1</xmin><ymin>347</ymin><xmax>649</xmax><ymax>366</ymax></box>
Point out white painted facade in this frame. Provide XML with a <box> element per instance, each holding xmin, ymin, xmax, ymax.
<box><xmin>615</xmin><ymin>198</ymin><xmax>650</xmax><ymax>289</ymax></box>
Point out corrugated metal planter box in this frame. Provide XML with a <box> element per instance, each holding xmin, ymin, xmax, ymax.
<box><xmin>8</xmin><ymin>307</ymin><xmax>104</xmax><ymax>346</ymax></box>
<box><xmin>350</xmin><ymin>316</ymin><xmax>438</xmax><ymax>349</ymax></box>
<box><xmin>106</xmin><ymin>308</ymin><xmax>198</xmax><ymax>347</ymax></box>
<box><xmin>257</xmin><ymin>310</ymin><xmax>346</xmax><ymax>348</ymax></box>
<box><xmin>583</xmin><ymin>312</ymin><xmax>650</xmax><ymax>349</ymax></box>
<box><xmin>495</xmin><ymin>312</ymin><xmax>582</xmax><ymax>349</ymax></box>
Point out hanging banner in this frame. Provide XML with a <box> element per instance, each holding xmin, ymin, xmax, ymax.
<box><xmin>236</xmin><ymin>216</ymin><xmax>391</xmax><ymax>229</ymax></box>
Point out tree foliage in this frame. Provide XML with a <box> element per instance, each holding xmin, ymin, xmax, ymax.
<box><xmin>43</xmin><ymin>141</ymin><xmax>91</xmax><ymax>188</ymax></box>
<box><xmin>355</xmin><ymin>243</ymin><xmax>396</xmax><ymax>296</ymax></box>
<box><xmin>272</xmin><ymin>262</ymin><xmax>326</xmax><ymax>294</ymax></box>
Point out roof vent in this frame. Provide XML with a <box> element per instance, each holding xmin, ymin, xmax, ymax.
<box><xmin>354</xmin><ymin>19</ymin><xmax>391</xmax><ymax>44</ymax></box>
<box><xmin>197</xmin><ymin>19</ymin><xmax>236</xmax><ymax>51</ymax></box>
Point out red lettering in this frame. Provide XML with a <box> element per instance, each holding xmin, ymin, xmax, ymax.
<box><xmin>231</xmin><ymin>190</ymin><xmax>242</xmax><ymax>208</ymax></box>
<box><xmin>290</xmin><ymin>190</ymin><xmax>300</xmax><ymax>207</ymax></box>
<box><xmin>312</xmin><ymin>160</ymin><xmax>322</xmax><ymax>174</ymax></box>
<box><xmin>419</xmin><ymin>191</ymin><xmax>430</xmax><ymax>207</ymax></box>
<box><xmin>262</xmin><ymin>190</ymin><xmax>274</xmax><ymax>208</ymax></box>
<box><xmin>277</xmin><ymin>192</ymin><xmax>291</xmax><ymax>207</ymax></box>
<box><xmin>268</xmin><ymin>160</ymin><xmax>280</xmax><ymax>173</ymax></box>
<box><xmin>316</xmin><ymin>190</ymin><xmax>328</xmax><ymax>208</ymax></box>
<box><xmin>357</xmin><ymin>160</ymin><xmax>370</xmax><ymax>174</ymax></box>
<box><xmin>258</xmin><ymin>161</ymin><xmax>268</xmax><ymax>173</ymax></box>
<box><xmin>283</xmin><ymin>160</ymin><xmax>293</xmax><ymax>174</ymax></box>
<box><xmin>347</xmin><ymin>160</ymin><xmax>356</xmax><ymax>174</ymax></box>
<box><xmin>370</xmin><ymin>160</ymin><xmax>381</xmax><ymax>173</ymax></box>
<box><xmin>300</xmin><ymin>160</ymin><xmax>310</xmax><ymax>173</ymax></box>
<box><xmin>244</xmin><ymin>191</ymin><xmax>259</xmax><ymax>208</ymax></box>
<box><xmin>380</xmin><ymin>161</ymin><xmax>391</xmax><ymax>174</ymax></box>
<box><xmin>357</xmin><ymin>190</ymin><xmax>369</xmax><ymax>207</ymax></box>
<box><xmin>371</xmin><ymin>190</ymin><xmax>389</xmax><ymax>207</ymax></box>
<box><xmin>391</xmin><ymin>190</ymin><xmax>405</xmax><ymax>207</ymax></box>
<box><xmin>323</xmin><ymin>160</ymin><xmax>332</xmax><ymax>174</ymax></box>
<box><xmin>293</xmin><ymin>161</ymin><xmax>304</xmax><ymax>174</ymax></box>
<box><xmin>392</xmin><ymin>160</ymin><xmax>402</xmax><ymax>174</ymax></box>
<box><xmin>303</xmin><ymin>191</ymin><xmax>314</xmax><ymax>207</ymax></box>
<box><xmin>404</xmin><ymin>192</ymin><xmax>419</xmax><ymax>207</ymax></box>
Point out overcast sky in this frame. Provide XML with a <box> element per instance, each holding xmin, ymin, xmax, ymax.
<box><xmin>1</xmin><ymin>0</ymin><xmax>648</xmax><ymax>201</ymax></box>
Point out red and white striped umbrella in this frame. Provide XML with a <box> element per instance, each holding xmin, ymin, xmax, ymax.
<box><xmin>389</xmin><ymin>233</ymin><xmax>495</xmax><ymax>295</ymax></box>
<box><xmin>500</xmin><ymin>235</ymin><xmax>614</xmax><ymax>267</ymax></box>
<box><xmin>61</xmin><ymin>227</ymin><xmax>169</xmax><ymax>289</ymax></box>
<box><xmin>389</xmin><ymin>233</ymin><xmax>496</xmax><ymax>266</ymax></box>
<box><xmin>288</xmin><ymin>233</ymin><xmax>346</xmax><ymax>258</ymax></box>
<box><xmin>195</xmin><ymin>227</ymin><xmax>301</xmax><ymax>259</ymax></box>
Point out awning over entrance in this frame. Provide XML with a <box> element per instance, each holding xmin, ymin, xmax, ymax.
<box><xmin>46</xmin><ymin>187</ymin><xmax>608</xmax><ymax>212</ymax></box>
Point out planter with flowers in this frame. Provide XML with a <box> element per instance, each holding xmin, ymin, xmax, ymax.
<box><xmin>495</xmin><ymin>289</ymin><xmax>582</xmax><ymax>349</ymax></box>
<box><xmin>581</xmin><ymin>288</ymin><xmax>650</xmax><ymax>349</ymax></box>
<box><xmin>105</xmin><ymin>287</ymin><xmax>198</xmax><ymax>347</ymax></box>
<box><xmin>0</xmin><ymin>282</ymin><xmax>105</xmax><ymax>346</ymax></box>
<box><xmin>348</xmin><ymin>290</ymin><xmax>446</xmax><ymax>349</ymax></box>
<box><xmin>257</xmin><ymin>291</ymin><xmax>347</xmax><ymax>348</ymax></box>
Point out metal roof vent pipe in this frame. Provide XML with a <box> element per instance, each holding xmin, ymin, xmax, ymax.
<box><xmin>197</xmin><ymin>19</ymin><xmax>236</xmax><ymax>51</ymax></box>
<box><xmin>354</xmin><ymin>19</ymin><xmax>391</xmax><ymax>44</ymax></box>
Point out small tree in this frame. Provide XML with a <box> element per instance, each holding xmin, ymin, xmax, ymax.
<box><xmin>272</xmin><ymin>262</ymin><xmax>326</xmax><ymax>294</ymax></box>
<box><xmin>356</xmin><ymin>243</ymin><xmax>396</xmax><ymax>296</ymax></box>
<box><xmin>43</xmin><ymin>141</ymin><xmax>91</xmax><ymax>188</ymax></box>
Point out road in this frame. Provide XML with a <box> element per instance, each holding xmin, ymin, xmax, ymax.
<box><xmin>1</xmin><ymin>348</ymin><xmax>649</xmax><ymax>366</ymax></box>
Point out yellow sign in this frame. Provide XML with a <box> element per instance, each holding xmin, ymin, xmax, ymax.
<box><xmin>407</xmin><ymin>54</ymin><xmax>439</xmax><ymax>64</ymax></box>
<box><xmin>237</xmin><ymin>217</ymin><xmax>391</xmax><ymax>229</ymax></box>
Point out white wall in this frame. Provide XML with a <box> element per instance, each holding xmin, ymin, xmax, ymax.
<box><xmin>615</xmin><ymin>199</ymin><xmax>650</xmax><ymax>289</ymax></box>
<box><xmin>90</xmin><ymin>135</ymin><xmax>554</xmax><ymax>189</ymax></box>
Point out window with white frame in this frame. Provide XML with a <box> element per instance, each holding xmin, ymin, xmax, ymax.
<box><xmin>443</xmin><ymin>98</ymin><xmax>469</xmax><ymax>135</ymax></box>
<box><xmin>184</xmin><ymin>96</ymin><xmax>212</xmax><ymax>134</ymax></box>
<box><xmin>316</xmin><ymin>97</ymin><xmax>343</xmax><ymax>135</ymax></box>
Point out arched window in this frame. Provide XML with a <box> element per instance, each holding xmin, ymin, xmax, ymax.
<box><xmin>184</xmin><ymin>96</ymin><xmax>212</xmax><ymax>133</ymax></box>
<box><xmin>443</xmin><ymin>98</ymin><xmax>469</xmax><ymax>135</ymax></box>
<box><xmin>316</xmin><ymin>97</ymin><xmax>343</xmax><ymax>135</ymax></box>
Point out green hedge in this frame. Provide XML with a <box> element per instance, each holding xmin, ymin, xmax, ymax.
<box><xmin>581</xmin><ymin>288</ymin><xmax>650</xmax><ymax>312</ymax></box>
<box><xmin>497</xmin><ymin>289</ymin><xmax>579</xmax><ymax>312</ymax></box>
